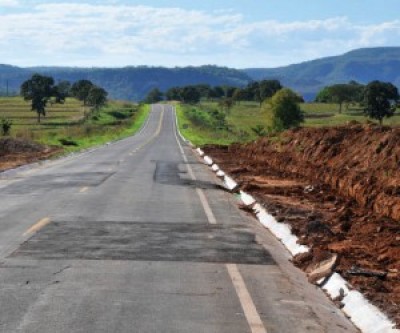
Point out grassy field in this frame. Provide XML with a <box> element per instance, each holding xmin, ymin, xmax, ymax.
<box><xmin>0</xmin><ymin>97</ymin><xmax>150</xmax><ymax>152</ymax></box>
<box><xmin>177</xmin><ymin>101</ymin><xmax>400</xmax><ymax>146</ymax></box>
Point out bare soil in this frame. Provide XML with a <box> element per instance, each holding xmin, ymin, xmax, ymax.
<box><xmin>204</xmin><ymin>123</ymin><xmax>400</xmax><ymax>327</ymax></box>
<box><xmin>0</xmin><ymin>137</ymin><xmax>61</xmax><ymax>172</ymax></box>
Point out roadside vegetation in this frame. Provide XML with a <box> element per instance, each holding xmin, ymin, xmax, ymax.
<box><xmin>170</xmin><ymin>79</ymin><xmax>400</xmax><ymax>146</ymax></box>
<box><xmin>0</xmin><ymin>74</ymin><xmax>150</xmax><ymax>153</ymax></box>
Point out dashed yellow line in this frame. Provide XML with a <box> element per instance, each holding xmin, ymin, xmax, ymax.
<box><xmin>23</xmin><ymin>217</ymin><xmax>51</xmax><ymax>236</ymax></box>
<box><xmin>131</xmin><ymin>106</ymin><xmax>164</xmax><ymax>153</ymax></box>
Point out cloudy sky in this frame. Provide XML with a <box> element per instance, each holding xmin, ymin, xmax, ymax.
<box><xmin>1</xmin><ymin>0</ymin><xmax>399</xmax><ymax>68</ymax></box>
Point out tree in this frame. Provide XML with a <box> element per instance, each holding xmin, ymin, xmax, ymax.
<box><xmin>193</xmin><ymin>84</ymin><xmax>212</xmax><ymax>99</ymax></box>
<box><xmin>210</xmin><ymin>86</ymin><xmax>225</xmax><ymax>100</ymax></box>
<box><xmin>218</xmin><ymin>98</ymin><xmax>234</xmax><ymax>113</ymax></box>
<box><xmin>145</xmin><ymin>88</ymin><xmax>163</xmax><ymax>104</ymax></box>
<box><xmin>244</xmin><ymin>81</ymin><xmax>260</xmax><ymax>103</ymax></box>
<box><xmin>165</xmin><ymin>87</ymin><xmax>182</xmax><ymax>101</ymax></box>
<box><xmin>363</xmin><ymin>81</ymin><xmax>399</xmax><ymax>125</ymax></box>
<box><xmin>181</xmin><ymin>86</ymin><xmax>201</xmax><ymax>104</ymax></box>
<box><xmin>266</xmin><ymin>88</ymin><xmax>304</xmax><ymax>131</ymax></box>
<box><xmin>20</xmin><ymin>74</ymin><xmax>57</xmax><ymax>123</ymax></box>
<box><xmin>87</xmin><ymin>86</ymin><xmax>108</xmax><ymax>110</ymax></box>
<box><xmin>259</xmin><ymin>80</ymin><xmax>282</xmax><ymax>105</ymax></box>
<box><xmin>71</xmin><ymin>80</ymin><xmax>94</xmax><ymax>105</ymax></box>
<box><xmin>315</xmin><ymin>83</ymin><xmax>363</xmax><ymax>112</ymax></box>
<box><xmin>232</xmin><ymin>88</ymin><xmax>243</xmax><ymax>104</ymax></box>
<box><xmin>54</xmin><ymin>80</ymin><xmax>71</xmax><ymax>103</ymax></box>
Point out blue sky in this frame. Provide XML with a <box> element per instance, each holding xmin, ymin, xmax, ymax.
<box><xmin>0</xmin><ymin>0</ymin><xmax>399</xmax><ymax>68</ymax></box>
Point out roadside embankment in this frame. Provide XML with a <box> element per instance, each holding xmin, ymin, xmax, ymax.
<box><xmin>0</xmin><ymin>137</ymin><xmax>61</xmax><ymax>172</ymax></box>
<box><xmin>204</xmin><ymin>123</ymin><xmax>400</xmax><ymax>327</ymax></box>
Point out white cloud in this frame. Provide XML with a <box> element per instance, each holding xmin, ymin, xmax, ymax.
<box><xmin>0</xmin><ymin>3</ymin><xmax>399</xmax><ymax>67</ymax></box>
<box><xmin>0</xmin><ymin>0</ymin><xmax>19</xmax><ymax>6</ymax></box>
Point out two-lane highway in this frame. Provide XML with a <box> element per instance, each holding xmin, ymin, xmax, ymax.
<box><xmin>0</xmin><ymin>105</ymin><xmax>357</xmax><ymax>332</ymax></box>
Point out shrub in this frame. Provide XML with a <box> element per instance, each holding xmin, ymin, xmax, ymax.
<box><xmin>1</xmin><ymin>118</ymin><xmax>12</xmax><ymax>136</ymax></box>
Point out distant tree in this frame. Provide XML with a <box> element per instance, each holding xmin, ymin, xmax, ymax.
<box><xmin>222</xmin><ymin>86</ymin><xmax>237</xmax><ymax>98</ymax></box>
<box><xmin>326</xmin><ymin>84</ymin><xmax>352</xmax><ymax>113</ymax></box>
<box><xmin>315</xmin><ymin>86</ymin><xmax>332</xmax><ymax>103</ymax></box>
<box><xmin>71</xmin><ymin>80</ymin><xmax>94</xmax><ymax>105</ymax></box>
<box><xmin>363</xmin><ymin>81</ymin><xmax>399</xmax><ymax>125</ymax></box>
<box><xmin>232</xmin><ymin>88</ymin><xmax>244</xmax><ymax>104</ymax></box>
<box><xmin>348</xmin><ymin>81</ymin><xmax>365</xmax><ymax>103</ymax></box>
<box><xmin>181</xmin><ymin>86</ymin><xmax>201</xmax><ymax>104</ymax></box>
<box><xmin>87</xmin><ymin>86</ymin><xmax>108</xmax><ymax>110</ymax></box>
<box><xmin>54</xmin><ymin>80</ymin><xmax>71</xmax><ymax>103</ymax></box>
<box><xmin>259</xmin><ymin>80</ymin><xmax>282</xmax><ymax>105</ymax></box>
<box><xmin>20</xmin><ymin>74</ymin><xmax>58</xmax><ymax>123</ymax></box>
<box><xmin>266</xmin><ymin>88</ymin><xmax>304</xmax><ymax>131</ymax></box>
<box><xmin>210</xmin><ymin>86</ymin><xmax>225</xmax><ymax>100</ymax></box>
<box><xmin>145</xmin><ymin>88</ymin><xmax>163</xmax><ymax>104</ymax></box>
<box><xmin>193</xmin><ymin>84</ymin><xmax>212</xmax><ymax>99</ymax></box>
<box><xmin>165</xmin><ymin>87</ymin><xmax>182</xmax><ymax>101</ymax></box>
<box><xmin>315</xmin><ymin>83</ymin><xmax>363</xmax><ymax>112</ymax></box>
<box><xmin>218</xmin><ymin>98</ymin><xmax>234</xmax><ymax>113</ymax></box>
<box><xmin>244</xmin><ymin>81</ymin><xmax>260</xmax><ymax>103</ymax></box>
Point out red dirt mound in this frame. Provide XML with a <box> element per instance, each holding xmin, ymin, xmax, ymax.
<box><xmin>204</xmin><ymin>123</ymin><xmax>400</xmax><ymax>326</ymax></box>
<box><xmin>0</xmin><ymin>137</ymin><xmax>61</xmax><ymax>172</ymax></box>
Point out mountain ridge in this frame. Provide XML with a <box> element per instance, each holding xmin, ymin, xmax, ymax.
<box><xmin>244</xmin><ymin>47</ymin><xmax>400</xmax><ymax>100</ymax></box>
<box><xmin>1</xmin><ymin>47</ymin><xmax>399</xmax><ymax>101</ymax></box>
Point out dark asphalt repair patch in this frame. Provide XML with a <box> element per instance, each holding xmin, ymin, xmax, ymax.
<box><xmin>10</xmin><ymin>221</ymin><xmax>275</xmax><ymax>265</ymax></box>
<box><xmin>2</xmin><ymin>172</ymin><xmax>114</xmax><ymax>194</ymax></box>
<box><xmin>154</xmin><ymin>161</ymin><xmax>221</xmax><ymax>190</ymax></box>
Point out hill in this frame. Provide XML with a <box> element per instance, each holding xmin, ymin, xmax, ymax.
<box><xmin>0</xmin><ymin>65</ymin><xmax>251</xmax><ymax>101</ymax></box>
<box><xmin>244</xmin><ymin>47</ymin><xmax>400</xmax><ymax>101</ymax></box>
<box><xmin>2</xmin><ymin>47</ymin><xmax>400</xmax><ymax>101</ymax></box>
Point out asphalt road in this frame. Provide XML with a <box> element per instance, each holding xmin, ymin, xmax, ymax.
<box><xmin>0</xmin><ymin>105</ymin><xmax>357</xmax><ymax>333</ymax></box>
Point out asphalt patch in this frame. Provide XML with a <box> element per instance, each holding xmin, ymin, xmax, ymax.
<box><xmin>11</xmin><ymin>221</ymin><xmax>274</xmax><ymax>265</ymax></box>
<box><xmin>154</xmin><ymin>161</ymin><xmax>220</xmax><ymax>190</ymax></box>
<box><xmin>2</xmin><ymin>172</ymin><xmax>114</xmax><ymax>194</ymax></box>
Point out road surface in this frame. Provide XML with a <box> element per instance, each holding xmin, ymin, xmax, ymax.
<box><xmin>0</xmin><ymin>105</ymin><xmax>357</xmax><ymax>332</ymax></box>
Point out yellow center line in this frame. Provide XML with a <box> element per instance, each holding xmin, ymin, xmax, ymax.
<box><xmin>23</xmin><ymin>217</ymin><xmax>51</xmax><ymax>236</ymax></box>
<box><xmin>133</xmin><ymin>106</ymin><xmax>164</xmax><ymax>153</ymax></box>
<box><xmin>80</xmin><ymin>186</ymin><xmax>89</xmax><ymax>193</ymax></box>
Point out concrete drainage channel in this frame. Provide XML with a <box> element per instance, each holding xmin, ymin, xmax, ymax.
<box><xmin>176</xmin><ymin>126</ymin><xmax>398</xmax><ymax>332</ymax></box>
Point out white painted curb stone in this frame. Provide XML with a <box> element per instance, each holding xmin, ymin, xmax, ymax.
<box><xmin>196</xmin><ymin>148</ymin><xmax>205</xmax><ymax>157</ymax></box>
<box><xmin>240</xmin><ymin>191</ymin><xmax>256</xmax><ymax>206</ymax></box>
<box><xmin>211</xmin><ymin>164</ymin><xmax>220</xmax><ymax>172</ymax></box>
<box><xmin>203</xmin><ymin>156</ymin><xmax>213</xmax><ymax>166</ymax></box>
<box><xmin>253</xmin><ymin>204</ymin><xmax>309</xmax><ymax>256</ymax></box>
<box><xmin>321</xmin><ymin>273</ymin><xmax>350</xmax><ymax>299</ymax></box>
<box><xmin>216</xmin><ymin>170</ymin><xmax>225</xmax><ymax>178</ymax></box>
<box><xmin>343</xmin><ymin>291</ymin><xmax>398</xmax><ymax>333</ymax></box>
<box><xmin>224</xmin><ymin>175</ymin><xmax>239</xmax><ymax>192</ymax></box>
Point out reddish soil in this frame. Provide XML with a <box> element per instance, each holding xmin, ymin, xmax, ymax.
<box><xmin>0</xmin><ymin>137</ymin><xmax>61</xmax><ymax>172</ymax></box>
<box><xmin>204</xmin><ymin>123</ymin><xmax>400</xmax><ymax>327</ymax></box>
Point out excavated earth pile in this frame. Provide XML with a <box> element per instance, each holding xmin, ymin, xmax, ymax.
<box><xmin>204</xmin><ymin>123</ymin><xmax>400</xmax><ymax>327</ymax></box>
<box><xmin>0</xmin><ymin>137</ymin><xmax>60</xmax><ymax>172</ymax></box>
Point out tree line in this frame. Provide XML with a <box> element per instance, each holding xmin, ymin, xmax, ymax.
<box><xmin>147</xmin><ymin>78</ymin><xmax>399</xmax><ymax>127</ymax></box>
<box><xmin>20</xmin><ymin>74</ymin><xmax>108</xmax><ymax>123</ymax></box>
<box><xmin>315</xmin><ymin>80</ymin><xmax>399</xmax><ymax>125</ymax></box>
<box><xmin>145</xmin><ymin>80</ymin><xmax>286</xmax><ymax>106</ymax></box>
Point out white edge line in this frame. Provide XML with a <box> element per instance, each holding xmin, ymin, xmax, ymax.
<box><xmin>172</xmin><ymin>105</ymin><xmax>268</xmax><ymax>333</ymax></box>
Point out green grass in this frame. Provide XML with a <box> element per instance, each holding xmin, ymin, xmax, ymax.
<box><xmin>176</xmin><ymin>100</ymin><xmax>400</xmax><ymax>146</ymax></box>
<box><xmin>176</xmin><ymin>104</ymin><xmax>248</xmax><ymax>146</ymax></box>
<box><xmin>0</xmin><ymin>96</ymin><xmax>151</xmax><ymax>153</ymax></box>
